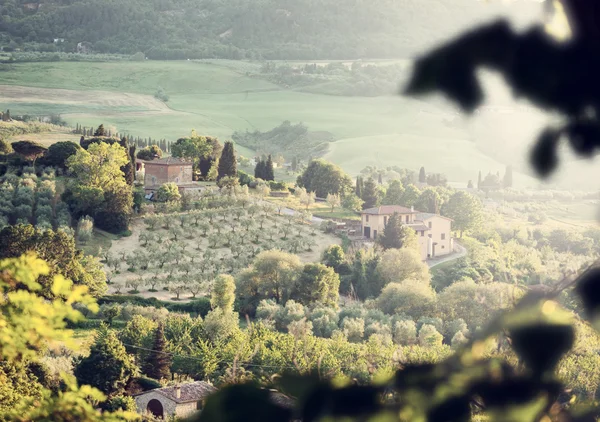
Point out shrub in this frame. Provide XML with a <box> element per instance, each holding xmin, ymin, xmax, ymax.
<box><xmin>275</xmin><ymin>300</ymin><xmax>306</xmax><ymax>331</ymax></box>
<box><xmin>393</xmin><ymin>320</ymin><xmax>417</xmax><ymax>345</ymax></box>
<box><xmin>155</xmin><ymin>183</ymin><xmax>181</xmax><ymax>203</ymax></box>
<box><xmin>342</xmin><ymin>317</ymin><xmax>365</xmax><ymax>343</ymax></box>
<box><xmin>13</xmin><ymin>204</ymin><xmax>32</xmax><ymax>220</ymax></box>
<box><xmin>309</xmin><ymin>307</ymin><xmax>339</xmax><ymax>338</ymax></box>
<box><xmin>77</xmin><ymin>216</ymin><xmax>94</xmax><ymax>243</ymax></box>
<box><xmin>35</xmin><ymin>204</ymin><xmax>53</xmax><ymax>220</ymax></box>
<box><xmin>418</xmin><ymin>324</ymin><xmax>443</xmax><ymax>347</ymax></box>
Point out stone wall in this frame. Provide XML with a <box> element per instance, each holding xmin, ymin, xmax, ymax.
<box><xmin>134</xmin><ymin>391</ymin><xmax>177</xmax><ymax>417</ymax></box>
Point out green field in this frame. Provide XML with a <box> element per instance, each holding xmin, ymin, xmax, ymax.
<box><xmin>0</xmin><ymin>60</ymin><xmax>538</xmax><ymax>185</ymax></box>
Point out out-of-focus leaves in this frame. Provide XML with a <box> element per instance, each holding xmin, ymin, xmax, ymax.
<box><xmin>427</xmin><ymin>395</ymin><xmax>471</xmax><ymax>422</ymax></box>
<box><xmin>328</xmin><ymin>385</ymin><xmax>381</xmax><ymax>417</ymax></box>
<box><xmin>565</xmin><ymin>121</ymin><xmax>600</xmax><ymax>156</ymax></box>
<box><xmin>510</xmin><ymin>324</ymin><xmax>574</xmax><ymax>376</ymax></box>
<box><xmin>300</xmin><ymin>384</ymin><xmax>382</xmax><ymax>421</ymax></box>
<box><xmin>405</xmin><ymin>14</ymin><xmax>600</xmax><ymax>179</ymax></box>
<box><xmin>404</xmin><ymin>21</ymin><xmax>514</xmax><ymax>112</ymax></box>
<box><xmin>530</xmin><ymin>128</ymin><xmax>561</xmax><ymax>178</ymax></box>
<box><xmin>394</xmin><ymin>364</ymin><xmax>442</xmax><ymax>393</ymax></box>
<box><xmin>575</xmin><ymin>268</ymin><xmax>600</xmax><ymax>318</ymax></box>
<box><xmin>196</xmin><ymin>384</ymin><xmax>291</xmax><ymax>422</ymax></box>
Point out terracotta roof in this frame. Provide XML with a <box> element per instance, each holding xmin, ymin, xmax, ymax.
<box><xmin>137</xmin><ymin>381</ymin><xmax>217</xmax><ymax>404</ymax></box>
<box><xmin>361</xmin><ymin>205</ymin><xmax>417</xmax><ymax>215</ymax></box>
<box><xmin>144</xmin><ymin>157</ymin><xmax>191</xmax><ymax>166</ymax></box>
<box><xmin>415</xmin><ymin>212</ymin><xmax>454</xmax><ymax>222</ymax></box>
<box><xmin>407</xmin><ymin>223</ymin><xmax>430</xmax><ymax>231</ymax></box>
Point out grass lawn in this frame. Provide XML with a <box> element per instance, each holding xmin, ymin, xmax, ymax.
<box><xmin>77</xmin><ymin>228</ymin><xmax>121</xmax><ymax>257</ymax></box>
<box><xmin>0</xmin><ymin>60</ymin><xmax>539</xmax><ymax>187</ymax></box>
<box><xmin>267</xmin><ymin>195</ymin><xmax>360</xmax><ymax>220</ymax></box>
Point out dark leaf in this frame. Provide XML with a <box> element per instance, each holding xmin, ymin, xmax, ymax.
<box><xmin>530</xmin><ymin>128</ymin><xmax>561</xmax><ymax>178</ymax></box>
<box><xmin>575</xmin><ymin>268</ymin><xmax>600</xmax><ymax>318</ymax></box>
<box><xmin>565</xmin><ymin>121</ymin><xmax>600</xmax><ymax>157</ymax></box>
<box><xmin>427</xmin><ymin>395</ymin><xmax>471</xmax><ymax>422</ymax></box>
<box><xmin>470</xmin><ymin>378</ymin><xmax>562</xmax><ymax>408</ymax></box>
<box><xmin>301</xmin><ymin>385</ymin><xmax>332</xmax><ymax>422</ymax></box>
<box><xmin>510</xmin><ymin>324</ymin><xmax>574</xmax><ymax>376</ymax></box>
<box><xmin>329</xmin><ymin>385</ymin><xmax>381</xmax><ymax>417</ymax></box>
<box><xmin>196</xmin><ymin>384</ymin><xmax>291</xmax><ymax>422</ymax></box>
<box><xmin>395</xmin><ymin>363</ymin><xmax>442</xmax><ymax>392</ymax></box>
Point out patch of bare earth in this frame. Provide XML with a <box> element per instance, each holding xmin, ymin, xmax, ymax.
<box><xmin>0</xmin><ymin>85</ymin><xmax>173</xmax><ymax>115</ymax></box>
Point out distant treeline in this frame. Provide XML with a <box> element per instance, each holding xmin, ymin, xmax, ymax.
<box><xmin>72</xmin><ymin>124</ymin><xmax>171</xmax><ymax>153</ymax></box>
<box><xmin>0</xmin><ymin>0</ymin><xmax>539</xmax><ymax>60</ymax></box>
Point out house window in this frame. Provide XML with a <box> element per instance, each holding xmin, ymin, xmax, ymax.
<box><xmin>441</xmin><ymin>233</ymin><xmax>446</xmax><ymax>240</ymax></box>
<box><xmin>442</xmin><ymin>245</ymin><xmax>445</xmax><ymax>249</ymax></box>
<box><xmin>366</xmin><ymin>215</ymin><xmax>369</xmax><ymax>223</ymax></box>
<box><xmin>405</xmin><ymin>215</ymin><xmax>409</xmax><ymax>223</ymax></box>
<box><xmin>428</xmin><ymin>234</ymin><xmax>432</xmax><ymax>238</ymax></box>
<box><xmin>428</xmin><ymin>222</ymin><xmax>432</xmax><ymax>229</ymax></box>
<box><xmin>420</xmin><ymin>231</ymin><xmax>424</xmax><ymax>237</ymax></box>
<box><xmin>384</xmin><ymin>216</ymin><xmax>388</xmax><ymax>226</ymax></box>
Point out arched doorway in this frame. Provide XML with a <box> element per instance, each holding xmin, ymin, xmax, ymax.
<box><xmin>147</xmin><ymin>399</ymin><xmax>164</xmax><ymax>418</ymax></box>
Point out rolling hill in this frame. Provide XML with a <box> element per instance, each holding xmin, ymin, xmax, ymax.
<box><xmin>0</xmin><ymin>0</ymin><xmax>541</xmax><ymax>59</ymax></box>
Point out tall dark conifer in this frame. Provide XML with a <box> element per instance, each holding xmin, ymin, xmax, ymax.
<box><xmin>355</xmin><ymin>176</ymin><xmax>362</xmax><ymax>197</ymax></box>
<box><xmin>419</xmin><ymin>166</ymin><xmax>426</xmax><ymax>183</ymax></box>
<box><xmin>217</xmin><ymin>141</ymin><xmax>237</xmax><ymax>180</ymax></box>
<box><xmin>254</xmin><ymin>159</ymin><xmax>265</xmax><ymax>179</ymax></box>
<box><xmin>361</xmin><ymin>177</ymin><xmax>379</xmax><ymax>209</ymax></box>
<box><xmin>265</xmin><ymin>155</ymin><xmax>275</xmax><ymax>181</ymax></box>
<box><xmin>144</xmin><ymin>323</ymin><xmax>171</xmax><ymax>381</ymax></box>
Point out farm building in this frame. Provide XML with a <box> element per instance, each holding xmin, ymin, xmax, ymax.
<box><xmin>360</xmin><ymin>205</ymin><xmax>453</xmax><ymax>260</ymax></box>
<box><xmin>133</xmin><ymin>382</ymin><xmax>216</xmax><ymax>419</ymax></box>
<box><xmin>143</xmin><ymin>157</ymin><xmax>194</xmax><ymax>192</ymax></box>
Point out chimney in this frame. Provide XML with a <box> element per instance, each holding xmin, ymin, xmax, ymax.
<box><xmin>411</xmin><ymin>206</ymin><xmax>414</xmax><ymax>212</ymax></box>
<box><xmin>175</xmin><ymin>385</ymin><xmax>181</xmax><ymax>399</ymax></box>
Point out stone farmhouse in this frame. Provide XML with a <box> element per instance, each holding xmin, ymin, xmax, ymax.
<box><xmin>360</xmin><ymin>205</ymin><xmax>453</xmax><ymax>260</ymax></box>
<box><xmin>142</xmin><ymin>157</ymin><xmax>194</xmax><ymax>193</ymax></box>
<box><xmin>133</xmin><ymin>381</ymin><xmax>216</xmax><ymax>419</ymax></box>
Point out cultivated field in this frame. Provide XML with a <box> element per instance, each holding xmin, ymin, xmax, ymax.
<box><xmin>103</xmin><ymin>191</ymin><xmax>340</xmax><ymax>302</ymax></box>
<box><xmin>0</xmin><ymin>60</ymin><xmax>552</xmax><ymax>187</ymax></box>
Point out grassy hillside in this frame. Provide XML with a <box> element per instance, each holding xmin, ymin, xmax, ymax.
<box><xmin>0</xmin><ymin>60</ymin><xmax>541</xmax><ymax>187</ymax></box>
<box><xmin>0</xmin><ymin>0</ymin><xmax>540</xmax><ymax>60</ymax></box>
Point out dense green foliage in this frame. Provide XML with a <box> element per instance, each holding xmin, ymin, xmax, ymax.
<box><xmin>0</xmin><ymin>224</ymin><xmax>107</xmax><ymax>298</ymax></box>
<box><xmin>297</xmin><ymin>159</ymin><xmax>353</xmax><ymax>198</ymax></box>
<box><xmin>0</xmin><ymin>254</ymin><xmax>132</xmax><ymax>420</ymax></box>
<box><xmin>65</xmin><ymin>141</ymin><xmax>133</xmax><ymax>233</ymax></box>
<box><xmin>0</xmin><ymin>0</ymin><xmax>538</xmax><ymax>60</ymax></box>
<box><xmin>74</xmin><ymin>325</ymin><xmax>138</xmax><ymax>397</ymax></box>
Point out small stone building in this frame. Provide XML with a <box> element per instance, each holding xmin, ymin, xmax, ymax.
<box><xmin>133</xmin><ymin>381</ymin><xmax>216</xmax><ymax>419</ymax></box>
<box><xmin>143</xmin><ymin>157</ymin><xmax>193</xmax><ymax>192</ymax></box>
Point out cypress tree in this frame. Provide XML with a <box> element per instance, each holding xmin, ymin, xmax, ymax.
<box><xmin>254</xmin><ymin>159</ymin><xmax>265</xmax><ymax>179</ymax></box>
<box><xmin>378</xmin><ymin>173</ymin><xmax>383</xmax><ymax>184</ymax></box>
<box><xmin>265</xmin><ymin>155</ymin><xmax>275</xmax><ymax>181</ymax></box>
<box><xmin>377</xmin><ymin>212</ymin><xmax>417</xmax><ymax>250</ymax></box>
<box><xmin>291</xmin><ymin>156</ymin><xmax>298</xmax><ymax>172</ymax></box>
<box><xmin>218</xmin><ymin>141</ymin><xmax>237</xmax><ymax>180</ymax></box>
<box><xmin>143</xmin><ymin>323</ymin><xmax>171</xmax><ymax>381</ymax></box>
<box><xmin>477</xmin><ymin>171</ymin><xmax>482</xmax><ymax>190</ymax></box>
<box><xmin>419</xmin><ymin>166</ymin><xmax>426</xmax><ymax>183</ymax></box>
<box><xmin>355</xmin><ymin>176</ymin><xmax>362</xmax><ymax>197</ymax></box>
<box><xmin>361</xmin><ymin>177</ymin><xmax>379</xmax><ymax>209</ymax></box>
<box><xmin>94</xmin><ymin>124</ymin><xmax>106</xmax><ymax>137</ymax></box>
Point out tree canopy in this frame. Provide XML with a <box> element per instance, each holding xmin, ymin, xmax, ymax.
<box><xmin>297</xmin><ymin>159</ymin><xmax>353</xmax><ymax>198</ymax></box>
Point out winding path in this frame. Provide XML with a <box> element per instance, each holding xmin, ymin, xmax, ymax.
<box><xmin>427</xmin><ymin>242</ymin><xmax>467</xmax><ymax>268</ymax></box>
